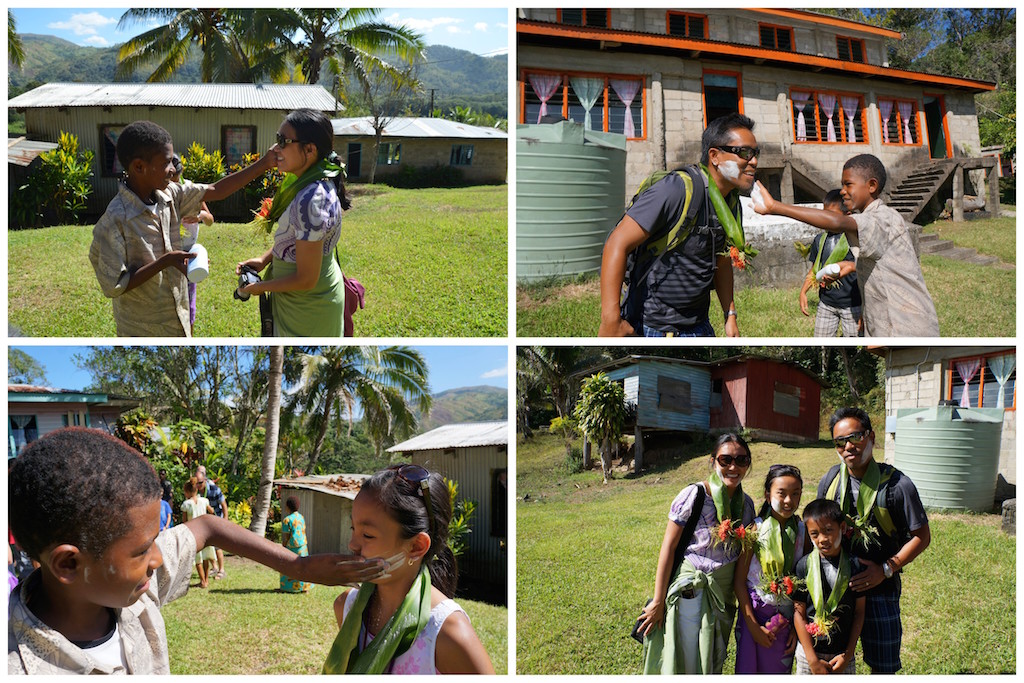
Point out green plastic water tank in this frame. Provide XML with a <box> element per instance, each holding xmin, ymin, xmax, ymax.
<box><xmin>516</xmin><ymin>121</ymin><xmax>627</xmax><ymax>282</ymax></box>
<box><xmin>893</xmin><ymin>405</ymin><xmax>1004</xmax><ymax>511</ymax></box>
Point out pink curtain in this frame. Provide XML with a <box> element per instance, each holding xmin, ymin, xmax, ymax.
<box><xmin>840</xmin><ymin>96</ymin><xmax>860</xmax><ymax>143</ymax></box>
<box><xmin>898</xmin><ymin>101</ymin><xmax>915</xmax><ymax>144</ymax></box>
<box><xmin>955</xmin><ymin>359</ymin><xmax>982</xmax><ymax>407</ymax></box>
<box><xmin>878</xmin><ymin>99</ymin><xmax>893</xmax><ymax>143</ymax></box>
<box><xmin>818</xmin><ymin>93</ymin><xmax>837</xmax><ymax>142</ymax></box>
<box><xmin>529</xmin><ymin>74</ymin><xmax>562</xmax><ymax>124</ymax></box>
<box><xmin>610</xmin><ymin>79</ymin><xmax>641</xmax><ymax>138</ymax></box>
<box><xmin>792</xmin><ymin>91</ymin><xmax>812</xmax><ymax>142</ymax></box>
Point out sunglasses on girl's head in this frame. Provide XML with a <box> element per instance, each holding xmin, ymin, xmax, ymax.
<box><xmin>833</xmin><ymin>431</ymin><xmax>868</xmax><ymax>449</ymax></box>
<box><xmin>387</xmin><ymin>464</ymin><xmax>435</xmax><ymax>536</ymax></box>
<box><xmin>715</xmin><ymin>453</ymin><xmax>751</xmax><ymax>468</ymax></box>
<box><xmin>716</xmin><ymin>145</ymin><xmax>761</xmax><ymax>161</ymax></box>
<box><xmin>275</xmin><ymin>133</ymin><xmax>305</xmax><ymax>147</ymax></box>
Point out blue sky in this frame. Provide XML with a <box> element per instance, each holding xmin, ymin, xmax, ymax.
<box><xmin>10</xmin><ymin>8</ymin><xmax>509</xmax><ymax>56</ymax></box>
<box><xmin>11</xmin><ymin>346</ymin><xmax>508</xmax><ymax>395</ymax></box>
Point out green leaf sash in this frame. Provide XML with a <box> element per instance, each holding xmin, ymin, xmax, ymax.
<box><xmin>805</xmin><ymin>547</ymin><xmax>850</xmax><ymax>632</ymax></box>
<box><xmin>810</xmin><ymin>233</ymin><xmax>850</xmax><ymax>289</ymax></box>
<box><xmin>251</xmin><ymin>157</ymin><xmax>344</xmax><ymax>234</ymax></box>
<box><xmin>708</xmin><ymin>470</ymin><xmax>744</xmax><ymax>524</ymax></box>
<box><xmin>700</xmin><ymin>164</ymin><xmax>758</xmax><ymax>267</ymax></box>
<box><xmin>838</xmin><ymin>460</ymin><xmax>879</xmax><ymax>528</ymax></box>
<box><xmin>322</xmin><ymin>567</ymin><xmax>432</xmax><ymax>674</ymax></box>
<box><xmin>757</xmin><ymin>514</ymin><xmax>798</xmax><ymax>579</ymax></box>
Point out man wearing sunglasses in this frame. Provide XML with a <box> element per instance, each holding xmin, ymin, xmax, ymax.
<box><xmin>600</xmin><ymin>113</ymin><xmax>759</xmax><ymax>337</ymax></box>
<box><xmin>816</xmin><ymin>407</ymin><xmax>930</xmax><ymax>674</ymax></box>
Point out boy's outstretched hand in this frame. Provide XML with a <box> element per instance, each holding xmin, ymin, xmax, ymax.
<box><xmin>295</xmin><ymin>551</ymin><xmax>406</xmax><ymax>586</ymax></box>
<box><xmin>751</xmin><ymin>181</ymin><xmax>777</xmax><ymax>215</ymax></box>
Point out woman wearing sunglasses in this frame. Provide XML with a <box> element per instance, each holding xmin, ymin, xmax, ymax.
<box><xmin>639</xmin><ymin>434</ymin><xmax>756</xmax><ymax>674</ymax></box>
<box><xmin>324</xmin><ymin>465</ymin><xmax>494</xmax><ymax>674</ymax></box>
<box><xmin>236</xmin><ymin>108</ymin><xmax>352</xmax><ymax>336</ymax></box>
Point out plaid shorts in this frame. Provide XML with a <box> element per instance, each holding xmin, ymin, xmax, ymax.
<box><xmin>795</xmin><ymin>643</ymin><xmax>857</xmax><ymax>675</ymax></box>
<box><xmin>861</xmin><ymin>591</ymin><xmax>903</xmax><ymax>673</ymax></box>
<box><xmin>813</xmin><ymin>302</ymin><xmax>861</xmax><ymax>337</ymax></box>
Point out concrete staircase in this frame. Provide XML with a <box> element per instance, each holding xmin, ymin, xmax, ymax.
<box><xmin>918</xmin><ymin>232</ymin><xmax>1007</xmax><ymax>268</ymax></box>
<box><xmin>885</xmin><ymin>159</ymin><xmax>957</xmax><ymax>223</ymax></box>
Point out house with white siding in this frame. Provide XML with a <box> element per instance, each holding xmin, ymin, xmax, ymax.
<box><xmin>7</xmin><ymin>82</ymin><xmax>340</xmax><ymax>218</ymax></box>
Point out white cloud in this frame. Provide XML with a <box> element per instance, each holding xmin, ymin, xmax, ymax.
<box><xmin>481</xmin><ymin>366</ymin><xmax>508</xmax><ymax>379</ymax></box>
<box><xmin>83</xmin><ymin>35</ymin><xmax>110</xmax><ymax>47</ymax></box>
<box><xmin>48</xmin><ymin>11</ymin><xmax>117</xmax><ymax>38</ymax></box>
<box><xmin>387</xmin><ymin>14</ymin><xmax>463</xmax><ymax>35</ymax></box>
<box><xmin>497</xmin><ymin>23</ymin><xmax>508</xmax><ymax>29</ymax></box>
<box><xmin>474</xmin><ymin>22</ymin><xmax>488</xmax><ymax>32</ymax></box>
<box><xmin>446</xmin><ymin>25</ymin><xmax>468</xmax><ymax>34</ymax></box>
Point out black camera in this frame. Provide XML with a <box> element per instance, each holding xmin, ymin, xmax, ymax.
<box><xmin>235</xmin><ymin>265</ymin><xmax>262</xmax><ymax>301</ymax></box>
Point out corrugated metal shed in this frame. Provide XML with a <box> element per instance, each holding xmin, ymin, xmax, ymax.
<box><xmin>273</xmin><ymin>474</ymin><xmax>370</xmax><ymax>556</ymax></box>
<box><xmin>8</xmin><ymin>82</ymin><xmax>340</xmax><ymax>111</ymax></box>
<box><xmin>332</xmin><ymin>116</ymin><xmax>507</xmax><ymax>140</ymax></box>
<box><xmin>7</xmin><ymin>137</ymin><xmax>57</xmax><ymax>167</ymax></box>
<box><xmin>387</xmin><ymin>421</ymin><xmax>508</xmax><ymax>452</ymax></box>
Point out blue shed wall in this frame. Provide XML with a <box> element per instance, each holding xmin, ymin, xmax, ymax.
<box><xmin>636</xmin><ymin>361</ymin><xmax>711</xmax><ymax>431</ymax></box>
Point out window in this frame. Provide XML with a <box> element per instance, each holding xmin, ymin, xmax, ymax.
<box><xmin>878</xmin><ymin>98</ymin><xmax>922</xmax><ymax>145</ymax></box>
<box><xmin>947</xmin><ymin>353</ymin><xmax>1016</xmax><ymax>410</ymax></box>
<box><xmin>9</xmin><ymin>415</ymin><xmax>38</xmax><ymax>458</ymax></box>
<box><xmin>667</xmin><ymin>12</ymin><xmax>706</xmax><ymax>38</ymax></box>
<box><xmin>657</xmin><ymin>376</ymin><xmax>692</xmax><ymax>414</ymax></box>
<box><xmin>522</xmin><ymin>71</ymin><xmax>645</xmax><ymax>139</ymax></box>
<box><xmin>558</xmin><ymin>9</ymin><xmax>609</xmax><ymax>28</ymax></box>
<box><xmin>759</xmin><ymin>23</ymin><xmax>794</xmax><ymax>51</ymax></box>
<box><xmin>773</xmin><ymin>383</ymin><xmax>802</xmax><ymax>418</ymax></box>
<box><xmin>377</xmin><ymin>142</ymin><xmax>402</xmax><ymax>165</ymax></box>
<box><xmin>61</xmin><ymin>411</ymin><xmax>88</xmax><ymax>427</ymax></box>
<box><xmin>450</xmin><ymin>144</ymin><xmax>474</xmax><ymax>166</ymax></box>
<box><xmin>710</xmin><ymin>378</ymin><xmax>723</xmax><ymax>410</ymax></box>
<box><xmin>836</xmin><ymin>36</ymin><xmax>865</xmax><ymax>63</ymax></box>
<box><xmin>491</xmin><ymin>468</ymin><xmax>507</xmax><ymax>537</ymax></box>
<box><xmin>99</xmin><ymin>124</ymin><xmax>127</xmax><ymax>177</ymax></box>
<box><xmin>221</xmin><ymin>126</ymin><xmax>256</xmax><ymax>168</ymax></box>
<box><xmin>790</xmin><ymin>90</ymin><xmax>867</xmax><ymax>144</ymax></box>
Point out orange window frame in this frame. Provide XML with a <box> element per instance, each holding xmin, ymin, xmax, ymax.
<box><xmin>945</xmin><ymin>352</ymin><xmax>1017</xmax><ymax>411</ymax></box>
<box><xmin>701</xmin><ymin>69</ymin><xmax>744</xmax><ymax>128</ymax></box>
<box><xmin>878</xmin><ymin>97</ymin><xmax>923</xmax><ymax>146</ymax></box>
<box><xmin>666</xmin><ymin>11</ymin><xmax>707</xmax><ymax>39</ymax></box>
<box><xmin>789</xmin><ymin>89</ymin><xmax>868</xmax><ymax>145</ymax></box>
<box><xmin>836</xmin><ymin>35</ymin><xmax>866</xmax><ymax>63</ymax></box>
<box><xmin>518</xmin><ymin>69</ymin><xmax>648</xmax><ymax>141</ymax></box>
<box><xmin>758</xmin><ymin>22</ymin><xmax>795</xmax><ymax>51</ymax></box>
<box><xmin>555</xmin><ymin>8</ymin><xmax>611</xmax><ymax>27</ymax></box>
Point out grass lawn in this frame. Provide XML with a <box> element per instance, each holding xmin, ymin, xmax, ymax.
<box><xmin>9</xmin><ymin>185</ymin><xmax>507</xmax><ymax>337</ymax></box>
<box><xmin>517</xmin><ymin>215</ymin><xmax>1014</xmax><ymax>337</ymax></box>
<box><xmin>163</xmin><ymin>556</ymin><xmax>508</xmax><ymax>674</ymax></box>
<box><xmin>516</xmin><ymin>433</ymin><xmax>1015</xmax><ymax>675</ymax></box>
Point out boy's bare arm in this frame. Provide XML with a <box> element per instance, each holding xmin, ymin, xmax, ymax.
<box><xmin>124</xmin><ymin>251</ymin><xmax>195</xmax><ymax>292</ymax></box>
<box><xmin>183</xmin><ymin>515</ymin><xmax>394</xmax><ymax>585</ymax></box>
<box><xmin>753</xmin><ymin>181</ymin><xmax>859</xmax><ymax>235</ymax></box>
<box><xmin>799</xmin><ymin>269</ymin><xmax>814</xmax><ymax>316</ymax></box>
<box><xmin>203</xmin><ymin>151</ymin><xmax>277</xmax><ymax>202</ymax></box>
<box><xmin>831</xmin><ymin>595</ymin><xmax>867</xmax><ymax>672</ymax></box>
<box><xmin>794</xmin><ymin>601</ymin><xmax>830</xmax><ymax>675</ymax></box>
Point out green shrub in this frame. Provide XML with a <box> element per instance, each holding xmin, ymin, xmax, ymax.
<box><xmin>999</xmin><ymin>176</ymin><xmax>1015</xmax><ymax>206</ymax></box>
<box><xmin>383</xmin><ymin>163</ymin><xmax>466</xmax><ymax>189</ymax></box>
<box><xmin>13</xmin><ymin>131</ymin><xmax>94</xmax><ymax>227</ymax></box>
<box><xmin>445</xmin><ymin>477</ymin><xmax>477</xmax><ymax>559</ymax></box>
<box><xmin>181</xmin><ymin>141</ymin><xmax>226</xmax><ymax>184</ymax></box>
<box><xmin>563</xmin><ymin>446</ymin><xmax>584</xmax><ymax>475</ymax></box>
<box><xmin>228</xmin><ymin>152</ymin><xmax>284</xmax><ymax>213</ymax></box>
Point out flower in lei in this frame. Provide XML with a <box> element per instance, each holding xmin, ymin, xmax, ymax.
<box><xmin>247</xmin><ymin>157</ymin><xmax>344</xmax><ymax>235</ymax></box>
<box><xmin>758</xmin><ymin>572</ymin><xmax>804</xmax><ymax>599</ymax></box>
<box><xmin>701</xmin><ymin>164</ymin><xmax>759</xmax><ymax>269</ymax></box>
<box><xmin>707</xmin><ymin>470</ymin><xmax>757</xmax><ymax>553</ymax></box>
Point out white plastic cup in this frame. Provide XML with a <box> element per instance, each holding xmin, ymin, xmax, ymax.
<box><xmin>815</xmin><ymin>262</ymin><xmax>841</xmax><ymax>282</ymax></box>
<box><xmin>187</xmin><ymin>243</ymin><xmax>209</xmax><ymax>283</ymax></box>
<box><xmin>181</xmin><ymin>219</ymin><xmax>200</xmax><ymax>250</ymax></box>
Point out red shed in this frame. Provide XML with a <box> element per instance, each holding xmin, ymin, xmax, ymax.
<box><xmin>710</xmin><ymin>355</ymin><xmax>824</xmax><ymax>442</ymax></box>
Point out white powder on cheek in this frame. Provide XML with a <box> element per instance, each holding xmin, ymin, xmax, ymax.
<box><xmin>719</xmin><ymin>160</ymin><xmax>741</xmax><ymax>181</ymax></box>
<box><xmin>83</xmin><ymin>567</ymin><xmax>91</xmax><ymax>584</ymax></box>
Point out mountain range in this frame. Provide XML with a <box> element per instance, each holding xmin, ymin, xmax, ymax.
<box><xmin>417</xmin><ymin>385</ymin><xmax>507</xmax><ymax>433</ymax></box>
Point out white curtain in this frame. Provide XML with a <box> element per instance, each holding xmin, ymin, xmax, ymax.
<box><xmin>955</xmin><ymin>359</ymin><xmax>982</xmax><ymax>407</ymax></box>
<box><xmin>897</xmin><ymin>100</ymin><xmax>915</xmax><ymax>144</ymax></box>
<box><xmin>610</xmin><ymin>79</ymin><xmax>641</xmax><ymax>138</ymax></box>
<box><xmin>840</xmin><ymin>96</ymin><xmax>860</xmax><ymax>143</ymax></box>
<box><xmin>792</xmin><ymin>91</ymin><xmax>812</xmax><ymax>142</ymax></box>
<box><xmin>570</xmin><ymin>77</ymin><xmax>605</xmax><ymax>131</ymax></box>
<box><xmin>988</xmin><ymin>354</ymin><xmax>1016</xmax><ymax>409</ymax></box>
<box><xmin>878</xmin><ymin>99</ymin><xmax>894</xmax><ymax>144</ymax></box>
<box><xmin>528</xmin><ymin>74</ymin><xmax>562</xmax><ymax>124</ymax></box>
<box><xmin>818</xmin><ymin>93</ymin><xmax>837</xmax><ymax>142</ymax></box>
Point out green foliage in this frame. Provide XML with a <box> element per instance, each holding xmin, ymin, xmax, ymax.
<box><xmin>432</xmin><ymin>105</ymin><xmax>508</xmax><ymax>132</ymax></box>
<box><xmin>563</xmin><ymin>446</ymin><xmax>584</xmax><ymax>475</ymax></box>
<box><xmin>228</xmin><ymin>152</ymin><xmax>284</xmax><ymax>212</ymax></box>
<box><xmin>114</xmin><ymin>408</ymin><xmax>165</xmax><ymax>458</ymax></box>
<box><xmin>180</xmin><ymin>141</ymin><xmax>225</xmax><ymax>184</ymax></box>
<box><xmin>227</xmin><ymin>499</ymin><xmax>252</xmax><ymax>529</ymax></box>
<box><xmin>8</xmin><ymin>348</ymin><xmax>48</xmax><ymax>385</ymax></box>
<box><xmin>13</xmin><ymin>131</ymin><xmax>94</xmax><ymax>227</ymax></box>
<box><xmin>383</xmin><ymin>163</ymin><xmax>467</xmax><ymax>189</ymax></box>
<box><xmin>573</xmin><ymin>372</ymin><xmax>626</xmax><ymax>443</ymax></box>
<box><xmin>446</xmin><ymin>477</ymin><xmax>477</xmax><ymax>559</ymax></box>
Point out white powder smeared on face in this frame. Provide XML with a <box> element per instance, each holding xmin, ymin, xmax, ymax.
<box><xmin>719</xmin><ymin>159</ymin><xmax>741</xmax><ymax>181</ymax></box>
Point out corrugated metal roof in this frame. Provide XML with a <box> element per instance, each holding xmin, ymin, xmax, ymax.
<box><xmin>332</xmin><ymin>116</ymin><xmax>507</xmax><ymax>140</ymax></box>
<box><xmin>8</xmin><ymin>83</ymin><xmax>341</xmax><ymax>111</ymax></box>
<box><xmin>388</xmin><ymin>421</ymin><xmax>508</xmax><ymax>452</ymax></box>
<box><xmin>273</xmin><ymin>473</ymin><xmax>370</xmax><ymax>500</ymax></box>
<box><xmin>7</xmin><ymin>137</ymin><xmax>58</xmax><ymax>167</ymax></box>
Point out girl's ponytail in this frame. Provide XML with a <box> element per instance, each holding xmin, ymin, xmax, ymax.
<box><xmin>423</xmin><ymin>473</ymin><xmax>458</xmax><ymax>597</ymax></box>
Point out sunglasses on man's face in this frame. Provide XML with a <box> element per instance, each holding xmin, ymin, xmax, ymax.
<box><xmin>387</xmin><ymin>464</ymin><xmax>435</xmax><ymax>536</ymax></box>
<box><xmin>716</xmin><ymin>145</ymin><xmax>761</xmax><ymax>161</ymax></box>
<box><xmin>833</xmin><ymin>431</ymin><xmax>869</xmax><ymax>449</ymax></box>
<box><xmin>276</xmin><ymin>133</ymin><xmax>305</xmax><ymax>147</ymax></box>
<box><xmin>715</xmin><ymin>453</ymin><xmax>751</xmax><ymax>468</ymax></box>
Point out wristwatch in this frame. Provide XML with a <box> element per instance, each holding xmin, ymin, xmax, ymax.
<box><xmin>882</xmin><ymin>560</ymin><xmax>894</xmax><ymax>579</ymax></box>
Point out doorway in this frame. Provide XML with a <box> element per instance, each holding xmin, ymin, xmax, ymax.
<box><xmin>347</xmin><ymin>143</ymin><xmax>362</xmax><ymax>178</ymax></box>
<box><xmin>703</xmin><ymin>71</ymin><xmax>742</xmax><ymax>125</ymax></box>
<box><xmin>923</xmin><ymin>96</ymin><xmax>949</xmax><ymax>159</ymax></box>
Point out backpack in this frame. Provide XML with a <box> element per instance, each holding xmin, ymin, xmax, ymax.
<box><xmin>618</xmin><ymin>165</ymin><xmax>706</xmax><ymax>330</ymax></box>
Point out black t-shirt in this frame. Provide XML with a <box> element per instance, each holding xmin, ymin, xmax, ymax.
<box><xmin>807</xmin><ymin>232</ymin><xmax>861</xmax><ymax>309</ymax></box>
<box><xmin>624</xmin><ymin>170</ymin><xmax>730</xmax><ymax>330</ymax></box>
<box><xmin>794</xmin><ymin>552</ymin><xmax>861</xmax><ymax>657</ymax></box>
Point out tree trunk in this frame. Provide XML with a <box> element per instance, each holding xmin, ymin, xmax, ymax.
<box><xmin>600</xmin><ymin>436</ymin><xmax>613</xmax><ymax>484</ymax></box>
<box><xmin>250</xmin><ymin>346</ymin><xmax>283</xmax><ymax>537</ymax></box>
<box><xmin>839</xmin><ymin>347</ymin><xmax>861</xmax><ymax>400</ymax></box>
<box><xmin>369</xmin><ymin>133</ymin><xmax>382</xmax><ymax>184</ymax></box>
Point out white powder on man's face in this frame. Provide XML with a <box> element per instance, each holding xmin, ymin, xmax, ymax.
<box><xmin>719</xmin><ymin>160</ymin><xmax>741</xmax><ymax>181</ymax></box>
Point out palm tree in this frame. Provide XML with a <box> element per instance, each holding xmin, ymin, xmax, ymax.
<box><xmin>292</xmin><ymin>346</ymin><xmax>431</xmax><ymax>474</ymax></box>
<box><xmin>116</xmin><ymin>9</ymin><xmax>289</xmax><ymax>83</ymax></box>
<box><xmin>8</xmin><ymin>11</ymin><xmax>24</xmax><ymax>70</ymax></box>
<box><xmin>250</xmin><ymin>346</ymin><xmax>283</xmax><ymax>537</ymax></box>
<box><xmin>280</xmin><ymin>9</ymin><xmax>425</xmax><ymax>88</ymax></box>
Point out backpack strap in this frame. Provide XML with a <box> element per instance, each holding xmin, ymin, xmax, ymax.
<box><xmin>670</xmin><ymin>482</ymin><xmax>707</xmax><ymax>579</ymax></box>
